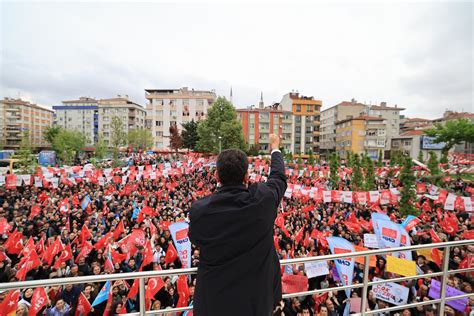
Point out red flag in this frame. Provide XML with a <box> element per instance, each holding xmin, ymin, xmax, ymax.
<box><xmin>328</xmin><ymin>212</ymin><xmax>337</xmax><ymax>225</ymax></box>
<box><xmin>440</xmin><ymin>213</ymin><xmax>459</xmax><ymax>236</ymax></box>
<box><xmin>130</xmin><ymin>229</ymin><xmax>146</xmax><ymax>248</ymax></box>
<box><xmin>94</xmin><ymin>232</ymin><xmax>113</xmax><ymax>251</ymax></box>
<box><xmin>274</xmin><ymin>235</ymin><xmax>281</xmax><ymax>252</ymax></box>
<box><xmin>146</xmin><ymin>277</ymin><xmax>165</xmax><ymax>299</ymax></box>
<box><xmin>303</xmin><ymin>232</ymin><xmax>310</xmax><ymax>248</ymax></box>
<box><xmin>0</xmin><ymin>251</ymin><xmax>9</xmax><ymax>263</ymax></box>
<box><xmin>0</xmin><ymin>290</ymin><xmax>20</xmax><ymax>315</ymax></box>
<box><xmin>16</xmin><ymin>249</ymin><xmax>41</xmax><ymax>281</ymax></box>
<box><xmin>0</xmin><ymin>218</ymin><xmax>12</xmax><ymax>235</ymax></box>
<box><xmin>295</xmin><ymin>226</ymin><xmax>304</xmax><ymax>245</ymax></box>
<box><xmin>20</xmin><ymin>237</ymin><xmax>35</xmax><ymax>258</ymax></box>
<box><xmin>75</xmin><ymin>292</ymin><xmax>92</xmax><ymax>316</ymax></box>
<box><xmin>36</xmin><ymin>237</ymin><xmax>45</xmax><ymax>256</ymax></box>
<box><xmin>127</xmin><ymin>279</ymin><xmax>140</xmax><ymax>299</ymax></box>
<box><xmin>275</xmin><ymin>214</ymin><xmax>290</xmax><ymax>237</ymax></box>
<box><xmin>140</xmin><ymin>241</ymin><xmax>154</xmax><ymax>270</ymax></box>
<box><xmin>159</xmin><ymin>220</ymin><xmax>172</xmax><ymax>231</ymax></box>
<box><xmin>113</xmin><ymin>220</ymin><xmax>125</xmax><ymax>240</ymax></box>
<box><xmin>165</xmin><ymin>242</ymin><xmax>178</xmax><ymax>265</ymax></box>
<box><xmin>4</xmin><ymin>230</ymin><xmax>23</xmax><ymax>254</ymax></box>
<box><xmin>43</xmin><ymin>238</ymin><xmax>63</xmax><ymax>266</ymax></box>
<box><xmin>72</xmin><ymin>193</ymin><xmax>80</xmax><ymax>206</ymax></box>
<box><xmin>345</xmin><ymin>221</ymin><xmax>362</xmax><ymax>234</ymax></box>
<box><xmin>80</xmin><ymin>225</ymin><xmax>92</xmax><ymax>244</ymax></box>
<box><xmin>149</xmin><ymin>220</ymin><xmax>158</xmax><ymax>237</ymax></box>
<box><xmin>461</xmin><ymin>230</ymin><xmax>474</xmax><ymax>240</ymax></box>
<box><xmin>431</xmin><ymin>248</ymin><xmax>442</xmax><ymax>267</ymax></box>
<box><xmin>75</xmin><ymin>241</ymin><xmax>93</xmax><ymax>263</ymax></box>
<box><xmin>110</xmin><ymin>248</ymin><xmax>127</xmax><ymax>265</ymax></box>
<box><xmin>429</xmin><ymin>229</ymin><xmax>442</xmax><ymax>243</ymax></box>
<box><xmin>29</xmin><ymin>205</ymin><xmax>41</xmax><ymax>220</ymax></box>
<box><xmin>53</xmin><ymin>243</ymin><xmax>73</xmax><ymax>269</ymax></box>
<box><xmin>176</xmin><ymin>275</ymin><xmax>190</xmax><ymax>309</ymax></box>
<box><xmin>29</xmin><ymin>287</ymin><xmax>48</xmax><ymax>316</ymax></box>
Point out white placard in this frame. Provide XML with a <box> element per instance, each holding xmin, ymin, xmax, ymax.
<box><xmin>372</xmin><ymin>277</ymin><xmax>409</xmax><ymax>306</ymax></box>
<box><xmin>0</xmin><ymin>176</ymin><xmax>5</xmax><ymax>186</ymax></box>
<box><xmin>364</xmin><ymin>233</ymin><xmax>380</xmax><ymax>248</ymax></box>
<box><xmin>304</xmin><ymin>261</ymin><xmax>329</xmax><ymax>278</ymax></box>
<box><xmin>343</xmin><ymin>191</ymin><xmax>353</xmax><ymax>204</ymax></box>
<box><xmin>34</xmin><ymin>177</ymin><xmax>43</xmax><ymax>187</ymax></box>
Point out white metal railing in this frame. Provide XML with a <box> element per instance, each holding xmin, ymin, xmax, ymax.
<box><xmin>1</xmin><ymin>240</ymin><xmax>473</xmax><ymax>315</ymax></box>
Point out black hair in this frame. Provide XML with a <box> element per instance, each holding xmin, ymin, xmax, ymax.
<box><xmin>216</xmin><ymin>149</ymin><xmax>249</xmax><ymax>186</ymax></box>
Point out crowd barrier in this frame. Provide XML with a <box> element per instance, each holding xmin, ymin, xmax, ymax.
<box><xmin>0</xmin><ymin>240</ymin><xmax>473</xmax><ymax>315</ymax></box>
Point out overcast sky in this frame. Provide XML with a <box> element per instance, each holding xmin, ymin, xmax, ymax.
<box><xmin>0</xmin><ymin>1</ymin><xmax>472</xmax><ymax>118</ymax></box>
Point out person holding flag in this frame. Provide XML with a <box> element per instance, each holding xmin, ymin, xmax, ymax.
<box><xmin>189</xmin><ymin>134</ymin><xmax>287</xmax><ymax>316</ymax></box>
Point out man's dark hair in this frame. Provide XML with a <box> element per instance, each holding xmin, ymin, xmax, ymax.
<box><xmin>216</xmin><ymin>149</ymin><xmax>248</xmax><ymax>185</ymax></box>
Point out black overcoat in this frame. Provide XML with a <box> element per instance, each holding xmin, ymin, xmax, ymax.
<box><xmin>189</xmin><ymin>151</ymin><xmax>287</xmax><ymax>316</ymax></box>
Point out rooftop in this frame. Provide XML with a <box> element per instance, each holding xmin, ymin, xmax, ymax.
<box><xmin>400</xmin><ymin>129</ymin><xmax>426</xmax><ymax>136</ymax></box>
<box><xmin>336</xmin><ymin>115</ymin><xmax>385</xmax><ymax>125</ymax></box>
<box><xmin>1</xmin><ymin>97</ymin><xmax>54</xmax><ymax>113</ymax></box>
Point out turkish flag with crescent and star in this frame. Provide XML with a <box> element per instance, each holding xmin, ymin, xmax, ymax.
<box><xmin>29</xmin><ymin>287</ymin><xmax>48</xmax><ymax>316</ymax></box>
<box><xmin>165</xmin><ymin>241</ymin><xmax>178</xmax><ymax>265</ymax></box>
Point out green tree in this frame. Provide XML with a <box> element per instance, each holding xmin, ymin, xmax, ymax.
<box><xmin>52</xmin><ymin>130</ymin><xmax>86</xmax><ymax>165</ymax></box>
<box><xmin>346</xmin><ymin>151</ymin><xmax>354</xmax><ymax>168</ymax></box>
<box><xmin>285</xmin><ymin>152</ymin><xmax>293</xmax><ymax>163</ymax></box>
<box><xmin>390</xmin><ymin>151</ymin><xmax>402</xmax><ymax>167</ymax></box>
<box><xmin>181</xmin><ymin>120</ymin><xmax>199</xmax><ymax>151</ymax></box>
<box><xmin>425</xmin><ymin>118</ymin><xmax>474</xmax><ymax>154</ymax></box>
<box><xmin>308</xmin><ymin>149</ymin><xmax>315</xmax><ymax>166</ymax></box>
<box><xmin>44</xmin><ymin>126</ymin><xmax>63</xmax><ymax>146</ymax></box>
<box><xmin>16</xmin><ymin>130</ymin><xmax>36</xmax><ymax>174</ymax></box>
<box><xmin>297</xmin><ymin>156</ymin><xmax>303</xmax><ymax>170</ymax></box>
<box><xmin>417</xmin><ymin>150</ymin><xmax>424</xmax><ymax>163</ymax></box>
<box><xmin>128</xmin><ymin>129</ymin><xmax>153</xmax><ymax>151</ymax></box>
<box><xmin>399</xmin><ymin>156</ymin><xmax>418</xmax><ymax>216</ymax></box>
<box><xmin>196</xmin><ymin>97</ymin><xmax>246</xmax><ymax>153</ymax></box>
<box><xmin>440</xmin><ymin>151</ymin><xmax>448</xmax><ymax>165</ymax></box>
<box><xmin>329</xmin><ymin>153</ymin><xmax>340</xmax><ymax>186</ymax></box>
<box><xmin>169</xmin><ymin>123</ymin><xmax>183</xmax><ymax>154</ymax></box>
<box><xmin>427</xmin><ymin>151</ymin><xmax>440</xmax><ymax>175</ymax></box>
<box><xmin>363</xmin><ymin>155</ymin><xmax>376</xmax><ymax>191</ymax></box>
<box><xmin>247</xmin><ymin>145</ymin><xmax>260</xmax><ymax>156</ymax></box>
<box><xmin>110</xmin><ymin>116</ymin><xmax>127</xmax><ymax>164</ymax></box>
<box><xmin>94</xmin><ymin>135</ymin><xmax>108</xmax><ymax>160</ymax></box>
<box><xmin>351</xmin><ymin>153</ymin><xmax>363</xmax><ymax>191</ymax></box>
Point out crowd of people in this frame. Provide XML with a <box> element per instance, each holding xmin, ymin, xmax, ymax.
<box><xmin>0</xmin><ymin>152</ymin><xmax>472</xmax><ymax>315</ymax></box>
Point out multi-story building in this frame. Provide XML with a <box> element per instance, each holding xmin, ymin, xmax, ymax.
<box><xmin>145</xmin><ymin>87</ymin><xmax>217</xmax><ymax>149</ymax></box>
<box><xmin>0</xmin><ymin>98</ymin><xmax>54</xmax><ymax>149</ymax></box>
<box><xmin>98</xmin><ymin>96</ymin><xmax>146</xmax><ymax>146</ymax></box>
<box><xmin>391</xmin><ymin>130</ymin><xmax>444</xmax><ymax>161</ymax></box>
<box><xmin>335</xmin><ymin>116</ymin><xmax>386</xmax><ymax>159</ymax></box>
<box><xmin>431</xmin><ymin>110</ymin><xmax>474</xmax><ymax>154</ymax></box>
<box><xmin>400</xmin><ymin>117</ymin><xmax>432</xmax><ymax>132</ymax></box>
<box><xmin>320</xmin><ymin>99</ymin><xmax>366</xmax><ymax>157</ymax></box>
<box><xmin>279</xmin><ymin>92</ymin><xmax>321</xmax><ymax>156</ymax></box>
<box><xmin>53</xmin><ymin>97</ymin><xmax>99</xmax><ymax>145</ymax></box>
<box><xmin>237</xmin><ymin>101</ymin><xmax>293</xmax><ymax>152</ymax></box>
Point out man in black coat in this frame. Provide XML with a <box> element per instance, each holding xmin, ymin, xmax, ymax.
<box><xmin>189</xmin><ymin>134</ymin><xmax>287</xmax><ymax>316</ymax></box>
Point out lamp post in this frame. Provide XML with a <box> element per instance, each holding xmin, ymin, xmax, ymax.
<box><xmin>218</xmin><ymin>136</ymin><xmax>222</xmax><ymax>153</ymax></box>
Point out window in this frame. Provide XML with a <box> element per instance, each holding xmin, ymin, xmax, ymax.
<box><xmin>307</xmin><ymin>105</ymin><xmax>313</xmax><ymax>112</ymax></box>
<box><xmin>259</xmin><ymin>113</ymin><xmax>269</xmax><ymax>120</ymax></box>
<box><xmin>377</xmin><ymin>140</ymin><xmax>386</xmax><ymax>147</ymax></box>
<box><xmin>154</xmin><ymin>99</ymin><xmax>163</xmax><ymax>105</ymax></box>
<box><xmin>196</xmin><ymin>99</ymin><xmax>204</xmax><ymax>106</ymax></box>
<box><xmin>155</xmin><ymin>121</ymin><xmax>162</xmax><ymax>126</ymax></box>
<box><xmin>296</xmin><ymin>105</ymin><xmax>301</xmax><ymax>112</ymax></box>
<box><xmin>367</xmin><ymin>130</ymin><xmax>376</xmax><ymax>136</ymax></box>
<box><xmin>403</xmin><ymin>140</ymin><xmax>411</xmax><ymax>146</ymax></box>
<box><xmin>183</xmin><ymin>99</ymin><xmax>189</xmax><ymax>106</ymax></box>
<box><xmin>156</xmin><ymin>131</ymin><xmax>163</xmax><ymax>137</ymax></box>
<box><xmin>249</xmin><ymin>123</ymin><xmax>255</xmax><ymax>129</ymax></box>
<box><xmin>249</xmin><ymin>114</ymin><xmax>255</xmax><ymax>121</ymax></box>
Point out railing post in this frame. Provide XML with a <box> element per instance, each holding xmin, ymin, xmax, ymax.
<box><xmin>139</xmin><ymin>278</ymin><xmax>146</xmax><ymax>316</ymax></box>
<box><xmin>439</xmin><ymin>245</ymin><xmax>451</xmax><ymax>315</ymax></box>
<box><xmin>360</xmin><ymin>255</ymin><xmax>370</xmax><ymax>316</ymax></box>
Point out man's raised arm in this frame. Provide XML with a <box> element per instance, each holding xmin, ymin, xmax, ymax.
<box><xmin>264</xmin><ymin>134</ymin><xmax>287</xmax><ymax>206</ymax></box>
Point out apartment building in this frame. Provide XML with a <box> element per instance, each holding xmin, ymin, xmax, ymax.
<box><xmin>98</xmin><ymin>96</ymin><xmax>146</xmax><ymax>145</ymax></box>
<box><xmin>391</xmin><ymin>130</ymin><xmax>444</xmax><ymax>161</ymax></box>
<box><xmin>237</xmin><ymin>102</ymin><xmax>293</xmax><ymax>152</ymax></box>
<box><xmin>53</xmin><ymin>97</ymin><xmax>99</xmax><ymax>145</ymax></box>
<box><xmin>320</xmin><ymin>99</ymin><xmax>366</xmax><ymax>157</ymax></box>
<box><xmin>279</xmin><ymin>92</ymin><xmax>321</xmax><ymax>156</ymax></box>
<box><xmin>0</xmin><ymin>97</ymin><xmax>54</xmax><ymax>149</ymax></box>
<box><xmin>335</xmin><ymin>116</ymin><xmax>386</xmax><ymax>159</ymax></box>
<box><xmin>364</xmin><ymin>102</ymin><xmax>404</xmax><ymax>153</ymax></box>
<box><xmin>145</xmin><ymin>87</ymin><xmax>217</xmax><ymax>149</ymax></box>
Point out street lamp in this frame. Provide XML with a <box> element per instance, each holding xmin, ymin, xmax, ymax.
<box><xmin>218</xmin><ymin>136</ymin><xmax>222</xmax><ymax>153</ymax></box>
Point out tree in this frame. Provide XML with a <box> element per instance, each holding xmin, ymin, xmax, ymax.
<box><xmin>196</xmin><ymin>97</ymin><xmax>246</xmax><ymax>153</ymax></box>
<box><xmin>181</xmin><ymin>120</ymin><xmax>200</xmax><ymax>151</ymax></box>
<box><xmin>110</xmin><ymin>116</ymin><xmax>127</xmax><ymax>164</ymax></box>
<box><xmin>169</xmin><ymin>123</ymin><xmax>183</xmax><ymax>154</ymax></box>
<box><xmin>399</xmin><ymin>156</ymin><xmax>418</xmax><ymax>216</ymax></box>
<box><xmin>247</xmin><ymin>145</ymin><xmax>260</xmax><ymax>156</ymax></box>
<box><xmin>363</xmin><ymin>155</ymin><xmax>376</xmax><ymax>191</ymax></box>
<box><xmin>351</xmin><ymin>153</ymin><xmax>363</xmax><ymax>191</ymax></box>
<box><xmin>427</xmin><ymin>151</ymin><xmax>440</xmax><ymax>175</ymax></box>
<box><xmin>377</xmin><ymin>151</ymin><xmax>384</xmax><ymax>167</ymax></box>
<box><xmin>417</xmin><ymin>151</ymin><xmax>424</xmax><ymax>163</ymax></box>
<box><xmin>297</xmin><ymin>156</ymin><xmax>303</xmax><ymax>170</ymax></box>
<box><xmin>44</xmin><ymin>126</ymin><xmax>62</xmax><ymax>146</ymax></box>
<box><xmin>440</xmin><ymin>151</ymin><xmax>448</xmax><ymax>165</ymax></box>
<box><xmin>52</xmin><ymin>130</ymin><xmax>86</xmax><ymax>165</ymax></box>
<box><xmin>94</xmin><ymin>135</ymin><xmax>108</xmax><ymax>160</ymax></box>
<box><xmin>390</xmin><ymin>151</ymin><xmax>402</xmax><ymax>167</ymax></box>
<box><xmin>285</xmin><ymin>152</ymin><xmax>293</xmax><ymax>163</ymax></box>
<box><xmin>425</xmin><ymin>118</ymin><xmax>474</xmax><ymax>154</ymax></box>
<box><xmin>329</xmin><ymin>153</ymin><xmax>340</xmax><ymax>186</ymax></box>
<box><xmin>308</xmin><ymin>149</ymin><xmax>315</xmax><ymax>166</ymax></box>
<box><xmin>16</xmin><ymin>131</ymin><xmax>36</xmax><ymax>174</ymax></box>
<box><xmin>346</xmin><ymin>151</ymin><xmax>354</xmax><ymax>168</ymax></box>
<box><xmin>128</xmin><ymin>129</ymin><xmax>153</xmax><ymax>151</ymax></box>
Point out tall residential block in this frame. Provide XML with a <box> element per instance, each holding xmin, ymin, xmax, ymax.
<box><xmin>335</xmin><ymin>116</ymin><xmax>386</xmax><ymax>159</ymax></box>
<box><xmin>0</xmin><ymin>97</ymin><xmax>54</xmax><ymax>149</ymax></box>
<box><xmin>237</xmin><ymin>103</ymin><xmax>293</xmax><ymax>152</ymax></box>
<box><xmin>53</xmin><ymin>97</ymin><xmax>99</xmax><ymax>145</ymax></box>
<box><xmin>53</xmin><ymin>95</ymin><xmax>145</xmax><ymax>146</ymax></box>
<box><xmin>364</xmin><ymin>102</ymin><xmax>404</xmax><ymax>152</ymax></box>
<box><xmin>145</xmin><ymin>87</ymin><xmax>217</xmax><ymax>149</ymax></box>
<box><xmin>279</xmin><ymin>92</ymin><xmax>321</xmax><ymax>156</ymax></box>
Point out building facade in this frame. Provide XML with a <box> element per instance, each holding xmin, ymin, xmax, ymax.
<box><xmin>145</xmin><ymin>87</ymin><xmax>217</xmax><ymax>149</ymax></box>
<box><xmin>53</xmin><ymin>97</ymin><xmax>99</xmax><ymax>145</ymax></box>
<box><xmin>279</xmin><ymin>92</ymin><xmax>321</xmax><ymax>156</ymax></box>
<box><xmin>237</xmin><ymin>104</ymin><xmax>293</xmax><ymax>153</ymax></box>
<box><xmin>0</xmin><ymin>98</ymin><xmax>54</xmax><ymax>149</ymax></box>
<box><xmin>335</xmin><ymin>116</ymin><xmax>386</xmax><ymax>159</ymax></box>
<box><xmin>391</xmin><ymin>130</ymin><xmax>443</xmax><ymax>161</ymax></box>
<box><xmin>98</xmin><ymin>97</ymin><xmax>146</xmax><ymax>146</ymax></box>
<box><xmin>320</xmin><ymin>99</ymin><xmax>366</xmax><ymax>156</ymax></box>
<box><xmin>432</xmin><ymin>111</ymin><xmax>474</xmax><ymax>154</ymax></box>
